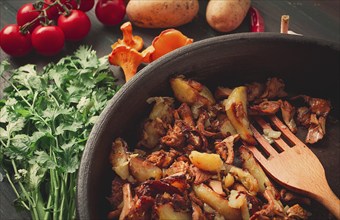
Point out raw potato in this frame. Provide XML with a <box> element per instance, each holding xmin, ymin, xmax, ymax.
<box><xmin>126</xmin><ymin>0</ymin><xmax>199</xmax><ymax>28</ymax></box>
<box><xmin>206</xmin><ymin>0</ymin><xmax>251</xmax><ymax>32</ymax></box>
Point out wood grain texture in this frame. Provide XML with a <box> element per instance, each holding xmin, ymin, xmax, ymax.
<box><xmin>0</xmin><ymin>0</ymin><xmax>339</xmax><ymax>219</ymax></box>
<box><xmin>249</xmin><ymin>115</ymin><xmax>340</xmax><ymax>219</ymax></box>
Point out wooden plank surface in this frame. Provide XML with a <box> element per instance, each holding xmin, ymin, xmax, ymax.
<box><xmin>1</xmin><ymin>0</ymin><xmax>339</xmax><ymax>219</ymax></box>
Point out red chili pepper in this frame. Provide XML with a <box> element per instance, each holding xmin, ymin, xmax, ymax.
<box><xmin>249</xmin><ymin>7</ymin><xmax>265</xmax><ymax>32</ymax></box>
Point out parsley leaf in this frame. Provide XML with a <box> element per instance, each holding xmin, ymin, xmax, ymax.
<box><xmin>0</xmin><ymin>46</ymin><xmax>119</xmax><ymax>220</ymax></box>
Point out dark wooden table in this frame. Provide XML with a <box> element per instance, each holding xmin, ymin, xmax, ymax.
<box><xmin>1</xmin><ymin>0</ymin><xmax>339</xmax><ymax>219</ymax></box>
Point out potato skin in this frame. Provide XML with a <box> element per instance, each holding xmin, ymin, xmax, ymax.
<box><xmin>206</xmin><ymin>0</ymin><xmax>251</xmax><ymax>32</ymax></box>
<box><xmin>126</xmin><ymin>0</ymin><xmax>199</xmax><ymax>28</ymax></box>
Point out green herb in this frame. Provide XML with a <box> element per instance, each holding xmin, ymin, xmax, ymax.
<box><xmin>0</xmin><ymin>46</ymin><xmax>119</xmax><ymax>220</ymax></box>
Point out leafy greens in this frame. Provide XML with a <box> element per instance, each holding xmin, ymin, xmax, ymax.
<box><xmin>0</xmin><ymin>46</ymin><xmax>119</xmax><ymax>220</ymax></box>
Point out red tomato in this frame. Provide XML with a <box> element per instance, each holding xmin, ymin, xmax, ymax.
<box><xmin>32</xmin><ymin>25</ymin><xmax>65</xmax><ymax>56</ymax></box>
<box><xmin>95</xmin><ymin>0</ymin><xmax>126</xmax><ymax>26</ymax></box>
<box><xmin>58</xmin><ymin>10</ymin><xmax>91</xmax><ymax>41</ymax></box>
<box><xmin>0</xmin><ymin>24</ymin><xmax>32</xmax><ymax>57</ymax></box>
<box><xmin>44</xmin><ymin>0</ymin><xmax>78</xmax><ymax>20</ymax></box>
<box><xmin>44</xmin><ymin>0</ymin><xmax>59</xmax><ymax>20</ymax></box>
<box><xmin>59</xmin><ymin>0</ymin><xmax>78</xmax><ymax>10</ymax></box>
<box><xmin>16</xmin><ymin>3</ymin><xmax>41</xmax><ymax>31</ymax></box>
<box><xmin>79</xmin><ymin>0</ymin><xmax>95</xmax><ymax>12</ymax></box>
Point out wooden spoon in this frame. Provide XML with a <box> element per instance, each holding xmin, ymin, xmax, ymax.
<box><xmin>247</xmin><ymin>115</ymin><xmax>340</xmax><ymax>219</ymax></box>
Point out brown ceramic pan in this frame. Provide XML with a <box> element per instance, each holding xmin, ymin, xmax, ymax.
<box><xmin>77</xmin><ymin>33</ymin><xmax>340</xmax><ymax>220</ymax></box>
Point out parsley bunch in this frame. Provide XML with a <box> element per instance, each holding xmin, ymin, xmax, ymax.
<box><xmin>0</xmin><ymin>46</ymin><xmax>118</xmax><ymax>219</ymax></box>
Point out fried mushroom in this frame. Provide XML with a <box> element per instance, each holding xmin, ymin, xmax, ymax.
<box><xmin>280</xmin><ymin>100</ymin><xmax>297</xmax><ymax>133</ymax></box>
<box><xmin>138</xmin><ymin>97</ymin><xmax>174</xmax><ymax>149</ymax></box>
<box><xmin>260</xmin><ymin>77</ymin><xmax>288</xmax><ymax>99</ymax></box>
<box><xmin>214</xmin><ymin>134</ymin><xmax>240</xmax><ymax>164</ymax></box>
<box><xmin>249</xmin><ymin>100</ymin><xmax>281</xmax><ymax>115</ymax></box>
<box><xmin>305</xmin><ymin>114</ymin><xmax>326</xmax><ymax>144</ymax></box>
<box><xmin>286</xmin><ymin>204</ymin><xmax>310</xmax><ymax>219</ymax></box>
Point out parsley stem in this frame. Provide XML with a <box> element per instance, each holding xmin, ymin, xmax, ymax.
<box><xmin>58</xmin><ymin>173</ymin><xmax>67</xmax><ymax>220</ymax></box>
<box><xmin>2</xmin><ymin>75</ymin><xmax>32</xmax><ymax>108</ymax></box>
<box><xmin>34</xmin><ymin>188</ymin><xmax>47</xmax><ymax>220</ymax></box>
<box><xmin>68</xmin><ymin>173</ymin><xmax>76</xmax><ymax>220</ymax></box>
<box><xmin>0</xmin><ymin>138</ymin><xmax>9</xmax><ymax>149</ymax></box>
<box><xmin>32</xmin><ymin>91</ymin><xmax>38</xmax><ymax>108</ymax></box>
<box><xmin>1</xmin><ymin>139</ymin><xmax>30</xmax><ymax>211</ymax></box>
<box><xmin>49</xmin><ymin>92</ymin><xmax>60</xmax><ymax>107</ymax></box>
<box><xmin>52</xmin><ymin>169</ymin><xmax>60</xmax><ymax>220</ymax></box>
<box><xmin>69</xmin><ymin>59</ymin><xmax>79</xmax><ymax>70</ymax></box>
<box><xmin>11</xmin><ymin>160</ymin><xmax>39</xmax><ymax>220</ymax></box>
<box><xmin>5</xmin><ymin>172</ymin><xmax>30</xmax><ymax>210</ymax></box>
<box><xmin>43</xmin><ymin>193</ymin><xmax>52</xmax><ymax>220</ymax></box>
<box><xmin>50</xmin><ymin>150</ymin><xmax>60</xmax><ymax>220</ymax></box>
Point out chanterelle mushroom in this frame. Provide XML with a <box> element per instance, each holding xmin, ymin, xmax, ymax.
<box><xmin>113</xmin><ymin>21</ymin><xmax>143</xmax><ymax>51</ymax></box>
<box><xmin>108</xmin><ymin>45</ymin><xmax>145</xmax><ymax>81</ymax></box>
<box><xmin>145</xmin><ymin>29</ymin><xmax>193</xmax><ymax>62</ymax></box>
<box><xmin>109</xmin><ymin>23</ymin><xmax>193</xmax><ymax>81</ymax></box>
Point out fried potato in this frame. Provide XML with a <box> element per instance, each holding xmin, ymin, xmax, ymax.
<box><xmin>170</xmin><ymin>76</ymin><xmax>215</xmax><ymax>106</ymax></box>
<box><xmin>223</xmin><ymin>86</ymin><xmax>256</xmax><ymax>145</ymax></box>
<box><xmin>129</xmin><ymin>157</ymin><xmax>162</xmax><ymax>182</ymax></box>
<box><xmin>138</xmin><ymin>97</ymin><xmax>174</xmax><ymax>149</ymax></box>
<box><xmin>239</xmin><ymin>146</ymin><xmax>276</xmax><ymax>194</ymax></box>
<box><xmin>229</xmin><ymin>166</ymin><xmax>259</xmax><ymax>196</ymax></box>
<box><xmin>189</xmin><ymin>151</ymin><xmax>223</xmax><ymax>173</ymax></box>
<box><xmin>193</xmin><ymin>183</ymin><xmax>241</xmax><ymax>219</ymax></box>
<box><xmin>110</xmin><ymin>138</ymin><xmax>130</xmax><ymax>180</ymax></box>
<box><xmin>156</xmin><ymin>203</ymin><xmax>191</xmax><ymax>220</ymax></box>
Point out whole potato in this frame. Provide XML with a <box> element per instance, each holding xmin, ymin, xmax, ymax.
<box><xmin>126</xmin><ymin>0</ymin><xmax>199</xmax><ymax>28</ymax></box>
<box><xmin>206</xmin><ymin>0</ymin><xmax>251</xmax><ymax>32</ymax></box>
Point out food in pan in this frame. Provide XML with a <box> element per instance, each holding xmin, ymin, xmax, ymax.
<box><xmin>107</xmin><ymin>75</ymin><xmax>331</xmax><ymax>219</ymax></box>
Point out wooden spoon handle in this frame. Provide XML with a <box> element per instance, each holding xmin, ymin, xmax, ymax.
<box><xmin>315</xmin><ymin>183</ymin><xmax>340</xmax><ymax>219</ymax></box>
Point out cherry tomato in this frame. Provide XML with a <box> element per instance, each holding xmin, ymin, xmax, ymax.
<box><xmin>95</xmin><ymin>0</ymin><xmax>126</xmax><ymax>26</ymax></box>
<box><xmin>79</xmin><ymin>0</ymin><xmax>95</xmax><ymax>12</ymax></box>
<box><xmin>44</xmin><ymin>0</ymin><xmax>59</xmax><ymax>20</ymax></box>
<box><xmin>59</xmin><ymin>0</ymin><xmax>78</xmax><ymax>10</ymax></box>
<box><xmin>44</xmin><ymin>0</ymin><xmax>78</xmax><ymax>20</ymax></box>
<box><xmin>32</xmin><ymin>25</ymin><xmax>65</xmax><ymax>56</ymax></box>
<box><xmin>0</xmin><ymin>24</ymin><xmax>32</xmax><ymax>57</ymax></box>
<box><xmin>17</xmin><ymin>3</ymin><xmax>41</xmax><ymax>31</ymax></box>
<box><xmin>58</xmin><ymin>10</ymin><xmax>91</xmax><ymax>41</ymax></box>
